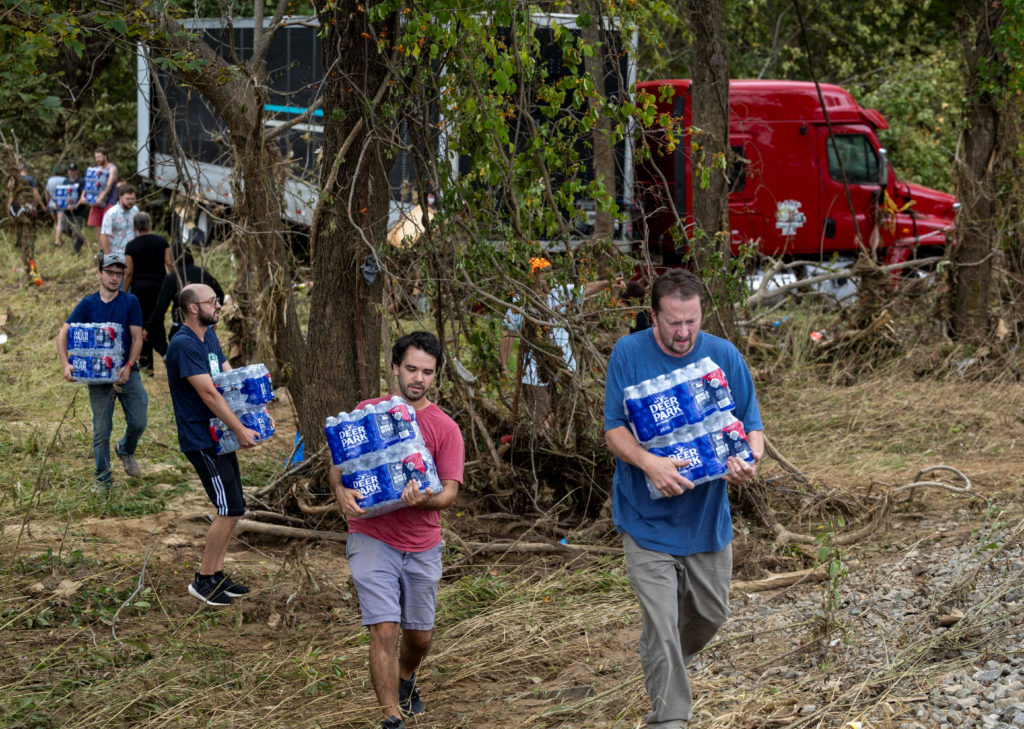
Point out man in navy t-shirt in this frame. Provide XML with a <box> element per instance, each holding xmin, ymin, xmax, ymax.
<box><xmin>57</xmin><ymin>253</ymin><xmax>148</xmax><ymax>492</ymax></box>
<box><xmin>604</xmin><ymin>269</ymin><xmax>764</xmax><ymax>729</ymax></box>
<box><xmin>165</xmin><ymin>283</ymin><xmax>260</xmax><ymax>607</ymax></box>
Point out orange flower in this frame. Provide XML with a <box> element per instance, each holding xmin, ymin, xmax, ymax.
<box><xmin>529</xmin><ymin>257</ymin><xmax>551</xmax><ymax>273</ymax></box>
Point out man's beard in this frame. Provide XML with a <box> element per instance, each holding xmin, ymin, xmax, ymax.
<box><xmin>198</xmin><ymin>310</ymin><xmax>218</xmax><ymax>327</ymax></box>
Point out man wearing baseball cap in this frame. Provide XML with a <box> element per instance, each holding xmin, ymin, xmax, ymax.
<box><xmin>56</xmin><ymin>253</ymin><xmax>149</xmax><ymax>493</ymax></box>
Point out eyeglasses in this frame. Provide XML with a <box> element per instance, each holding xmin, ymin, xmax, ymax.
<box><xmin>199</xmin><ymin>296</ymin><xmax>220</xmax><ymax>306</ymax></box>
<box><xmin>102</xmin><ymin>268</ymin><xmax>125</xmax><ymax>277</ymax></box>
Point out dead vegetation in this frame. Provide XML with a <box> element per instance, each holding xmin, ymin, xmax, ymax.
<box><xmin>4</xmin><ymin>231</ymin><xmax>1024</xmax><ymax>727</ymax></box>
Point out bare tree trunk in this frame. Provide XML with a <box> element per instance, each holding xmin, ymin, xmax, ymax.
<box><xmin>951</xmin><ymin>2</ymin><xmax>1004</xmax><ymax>341</ymax></box>
<box><xmin>683</xmin><ymin>0</ymin><xmax>734</xmax><ymax>337</ymax></box>
<box><xmin>302</xmin><ymin>0</ymin><xmax>394</xmax><ymax>450</ymax></box>
<box><xmin>143</xmin><ymin>8</ymin><xmax>301</xmax><ymax>373</ymax></box>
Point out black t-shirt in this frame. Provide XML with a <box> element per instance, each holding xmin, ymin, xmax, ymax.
<box><xmin>166</xmin><ymin>326</ymin><xmax>226</xmax><ymax>452</ymax></box>
<box><xmin>125</xmin><ymin>234</ymin><xmax>170</xmax><ymax>287</ymax></box>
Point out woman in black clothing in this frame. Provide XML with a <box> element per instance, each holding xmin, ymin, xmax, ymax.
<box><xmin>145</xmin><ymin>246</ymin><xmax>224</xmax><ymax>357</ymax></box>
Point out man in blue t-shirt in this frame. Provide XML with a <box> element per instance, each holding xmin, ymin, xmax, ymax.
<box><xmin>603</xmin><ymin>269</ymin><xmax>764</xmax><ymax>729</ymax></box>
<box><xmin>57</xmin><ymin>253</ymin><xmax>148</xmax><ymax>492</ymax></box>
<box><xmin>165</xmin><ymin>283</ymin><xmax>260</xmax><ymax>607</ymax></box>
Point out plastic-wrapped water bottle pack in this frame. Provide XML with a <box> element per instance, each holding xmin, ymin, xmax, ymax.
<box><xmin>54</xmin><ymin>184</ymin><xmax>78</xmax><ymax>210</ymax></box>
<box><xmin>644</xmin><ymin>411</ymin><xmax>755</xmax><ymax>499</ymax></box>
<box><xmin>325</xmin><ymin>397</ymin><xmax>441</xmax><ymax>517</ymax></box>
<box><xmin>623</xmin><ymin>357</ymin><xmax>736</xmax><ymax>443</ymax></box>
<box><xmin>67</xmin><ymin>322</ymin><xmax>124</xmax><ymax>383</ymax></box>
<box><xmin>324</xmin><ymin>397</ymin><xmax>420</xmax><ymax>463</ymax></box>
<box><xmin>622</xmin><ymin>357</ymin><xmax>754</xmax><ymax>499</ymax></box>
<box><xmin>338</xmin><ymin>442</ymin><xmax>442</xmax><ymax>517</ymax></box>
<box><xmin>83</xmin><ymin>167</ymin><xmax>103</xmax><ymax>205</ymax></box>
<box><xmin>208</xmin><ymin>364</ymin><xmax>277</xmax><ymax>454</ymax></box>
<box><xmin>209</xmin><ymin>407</ymin><xmax>276</xmax><ymax>454</ymax></box>
<box><xmin>213</xmin><ymin>364</ymin><xmax>274</xmax><ymax>411</ymax></box>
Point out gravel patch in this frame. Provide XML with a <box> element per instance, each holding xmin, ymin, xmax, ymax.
<box><xmin>703</xmin><ymin>509</ymin><xmax>1024</xmax><ymax>726</ymax></box>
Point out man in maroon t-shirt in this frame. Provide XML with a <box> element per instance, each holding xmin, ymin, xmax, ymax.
<box><xmin>331</xmin><ymin>331</ymin><xmax>464</xmax><ymax>729</ymax></box>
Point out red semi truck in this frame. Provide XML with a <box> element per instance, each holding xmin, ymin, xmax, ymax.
<box><xmin>633</xmin><ymin>79</ymin><xmax>958</xmax><ymax>266</ymax></box>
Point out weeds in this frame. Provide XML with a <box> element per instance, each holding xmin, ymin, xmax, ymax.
<box><xmin>813</xmin><ymin>517</ymin><xmax>849</xmax><ymax>656</ymax></box>
<box><xmin>5</xmin><ymin>547</ymin><xmax>89</xmax><ymax>576</ymax></box>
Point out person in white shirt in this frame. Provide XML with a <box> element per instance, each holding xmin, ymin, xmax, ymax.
<box><xmin>99</xmin><ymin>183</ymin><xmax>138</xmax><ymax>257</ymax></box>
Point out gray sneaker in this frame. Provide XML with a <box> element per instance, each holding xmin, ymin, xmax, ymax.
<box><xmin>118</xmin><ymin>451</ymin><xmax>141</xmax><ymax>477</ymax></box>
<box><xmin>91</xmin><ymin>482</ymin><xmax>110</xmax><ymax>495</ymax></box>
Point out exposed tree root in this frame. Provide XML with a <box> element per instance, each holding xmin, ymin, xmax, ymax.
<box><xmin>889</xmin><ymin>464</ymin><xmax>977</xmax><ymax>502</ymax></box>
<box><xmin>771</xmin><ymin>464</ymin><xmax>980</xmax><ymax>551</ymax></box>
<box><xmin>773</xmin><ymin>494</ymin><xmax>892</xmax><ymax>546</ymax></box>
<box><xmin>291</xmin><ymin>479</ymin><xmax>338</xmax><ymax>515</ymax></box>
<box><xmin>731</xmin><ymin>559</ymin><xmax>862</xmax><ymax>593</ymax></box>
<box><xmin>762</xmin><ymin>434</ymin><xmax>808</xmax><ymax>483</ymax></box>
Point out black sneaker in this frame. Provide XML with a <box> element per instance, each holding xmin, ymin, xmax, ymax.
<box><xmin>399</xmin><ymin>673</ymin><xmax>425</xmax><ymax>715</ymax></box>
<box><xmin>214</xmin><ymin>571</ymin><xmax>250</xmax><ymax>597</ymax></box>
<box><xmin>188</xmin><ymin>572</ymin><xmax>233</xmax><ymax>606</ymax></box>
<box><xmin>380</xmin><ymin>717</ymin><xmax>405</xmax><ymax>729</ymax></box>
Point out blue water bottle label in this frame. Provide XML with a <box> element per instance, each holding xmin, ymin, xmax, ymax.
<box><xmin>385</xmin><ymin>451</ymin><xmax>432</xmax><ymax>492</ymax></box>
<box><xmin>241</xmin><ymin>374</ymin><xmax>274</xmax><ymax>405</ymax></box>
<box><xmin>649</xmin><ymin>436</ymin><xmax>708</xmax><ymax>487</ymax></box>
<box><xmin>335</xmin><ymin>418</ymin><xmax>375</xmax><ymax>462</ymax></box>
<box><xmin>626</xmin><ymin>384</ymin><xmax>700</xmax><ymax>442</ymax></box>
<box><xmin>344</xmin><ymin>465</ymin><xmax>394</xmax><ymax>509</ymax></box>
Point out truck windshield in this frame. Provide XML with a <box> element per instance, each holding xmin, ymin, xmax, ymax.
<box><xmin>826</xmin><ymin>134</ymin><xmax>880</xmax><ymax>185</ymax></box>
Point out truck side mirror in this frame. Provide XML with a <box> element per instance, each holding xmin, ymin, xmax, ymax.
<box><xmin>878</xmin><ymin>147</ymin><xmax>889</xmax><ymax>188</ymax></box>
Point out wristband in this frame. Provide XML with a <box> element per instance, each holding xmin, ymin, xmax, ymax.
<box><xmin>126</xmin><ymin>361</ymin><xmax>135</xmax><ymax>368</ymax></box>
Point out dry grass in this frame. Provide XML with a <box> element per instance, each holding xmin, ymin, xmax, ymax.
<box><xmin>3</xmin><ymin>228</ymin><xmax>1024</xmax><ymax>728</ymax></box>
<box><xmin>758</xmin><ymin>370</ymin><xmax>1024</xmax><ymax>486</ymax></box>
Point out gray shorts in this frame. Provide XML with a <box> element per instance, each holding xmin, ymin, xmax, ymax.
<box><xmin>346</xmin><ymin>532</ymin><xmax>443</xmax><ymax>629</ymax></box>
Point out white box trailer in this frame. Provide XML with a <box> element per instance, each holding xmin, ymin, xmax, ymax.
<box><xmin>136</xmin><ymin>15</ymin><xmax>637</xmax><ymax>249</ymax></box>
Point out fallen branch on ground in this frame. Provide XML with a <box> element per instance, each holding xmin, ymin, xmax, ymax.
<box><xmin>773</xmin><ymin>494</ymin><xmax>892</xmax><ymax>546</ymax></box>
<box><xmin>182</xmin><ymin>512</ymin><xmax>347</xmax><ymax>542</ymax></box>
<box><xmin>731</xmin><ymin>560</ymin><xmax>862</xmax><ymax>593</ymax></box>
<box><xmin>457</xmin><ymin>540</ymin><xmax>622</xmax><ymax>556</ymax></box>
<box><xmin>234</xmin><ymin>519</ymin><xmax>347</xmax><ymax>542</ymax></box>
<box><xmin>111</xmin><ymin>532</ymin><xmax>159</xmax><ymax>643</ymax></box>
<box><xmin>247</xmin><ymin>509</ymin><xmax>307</xmax><ymax>525</ymax></box>
<box><xmin>763</xmin><ymin>434</ymin><xmax>808</xmax><ymax>483</ymax></box>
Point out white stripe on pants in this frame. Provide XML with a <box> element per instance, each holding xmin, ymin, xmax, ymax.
<box><xmin>623</xmin><ymin>533</ymin><xmax>732</xmax><ymax>728</ymax></box>
<box><xmin>199</xmin><ymin>450</ymin><xmax>228</xmax><ymax>515</ymax></box>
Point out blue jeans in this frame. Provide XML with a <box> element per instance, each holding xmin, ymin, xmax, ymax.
<box><xmin>88</xmin><ymin>371</ymin><xmax>148</xmax><ymax>485</ymax></box>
